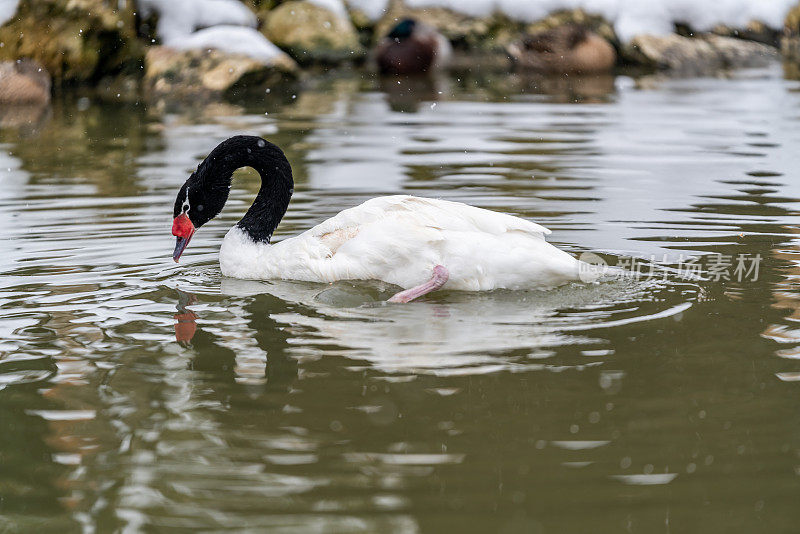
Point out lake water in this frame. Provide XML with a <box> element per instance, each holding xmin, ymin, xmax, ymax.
<box><xmin>2</xmin><ymin>66</ymin><xmax>800</xmax><ymax>532</ymax></box>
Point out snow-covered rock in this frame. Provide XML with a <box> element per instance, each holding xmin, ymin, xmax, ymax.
<box><xmin>171</xmin><ymin>26</ymin><xmax>292</xmax><ymax>64</ymax></box>
<box><xmin>140</xmin><ymin>0</ymin><xmax>298</xmax><ymax>96</ymax></box>
<box><xmin>139</xmin><ymin>0</ymin><xmax>293</xmax><ymax>66</ymax></box>
<box><xmin>138</xmin><ymin>0</ymin><xmax>258</xmax><ymax>44</ymax></box>
<box><xmin>626</xmin><ymin>33</ymin><xmax>777</xmax><ymax>75</ymax></box>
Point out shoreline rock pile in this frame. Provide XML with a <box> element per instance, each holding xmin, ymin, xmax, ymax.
<box><xmin>0</xmin><ymin>0</ymin><xmax>797</xmax><ymax>104</ymax></box>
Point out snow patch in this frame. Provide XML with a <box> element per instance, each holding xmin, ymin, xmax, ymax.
<box><xmin>0</xmin><ymin>0</ymin><xmax>19</xmax><ymax>26</ymax></box>
<box><xmin>139</xmin><ymin>0</ymin><xmax>287</xmax><ymax>63</ymax></box>
<box><xmin>309</xmin><ymin>0</ymin><xmax>349</xmax><ymax>18</ymax></box>
<box><xmin>346</xmin><ymin>0</ymin><xmax>391</xmax><ymax>20</ymax></box>
<box><xmin>140</xmin><ymin>0</ymin><xmax>257</xmax><ymax>43</ymax></box>
<box><xmin>171</xmin><ymin>25</ymin><xmax>286</xmax><ymax>62</ymax></box>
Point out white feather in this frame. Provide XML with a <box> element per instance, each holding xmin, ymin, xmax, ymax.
<box><xmin>219</xmin><ymin>195</ymin><xmax>583</xmax><ymax>290</ymax></box>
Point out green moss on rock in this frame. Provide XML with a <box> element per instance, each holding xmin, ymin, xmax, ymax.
<box><xmin>0</xmin><ymin>0</ymin><xmax>142</xmax><ymax>84</ymax></box>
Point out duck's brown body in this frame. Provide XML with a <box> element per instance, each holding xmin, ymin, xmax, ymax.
<box><xmin>509</xmin><ymin>25</ymin><xmax>616</xmax><ymax>74</ymax></box>
<box><xmin>375</xmin><ymin>19</ymin><xmax>451</xmax><ymax>75</ymax></box>
<box><xmin>376</xmin><ymin>36</ymin><xmax>438</xmax><ymax>75</ymax></box>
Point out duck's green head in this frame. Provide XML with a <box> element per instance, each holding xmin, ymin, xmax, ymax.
<box><xmin>388</xmin><ymin>18</ymin><xmax>416</xmax><ymax>40</ymax></box>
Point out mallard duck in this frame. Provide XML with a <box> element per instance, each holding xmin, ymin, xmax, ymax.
<box><xmin>0</xmin><ymin>59</ymin><xmax>51</xmax><ymax>105</ymax></box>
<box><xmin>171</xmin><ymin>136</ymin><xmax>587</xmax><ymax>303</ymax></box>
<box><xmin>508</xmin><ymin>24</ymin><xmax>616</xmax><ymax>74</ymax></box>
<box><xmin>375</xmin><ymin>18</ymin><xmax>452</xmax><ymax>75</ymax></box>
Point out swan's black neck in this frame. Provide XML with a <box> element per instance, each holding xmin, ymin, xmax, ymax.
<box><xmin>185</xmin><ymin>136</ymin><xmax>294</xmax><ymax>243</ymax></box>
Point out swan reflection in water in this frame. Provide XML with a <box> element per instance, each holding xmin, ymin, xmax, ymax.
<box><xmin>174</xmin><ymin>290</ymin><xmax>199</xmax><ymax>343</ymax></box>
<box><xmin>172</xmin><ymin>276</ymin><xmax>697</xmax><ymax>377</ymax></box>
<box><xmin>173</xmin><ymin>287</ymin><xmax>297</xmax><ymax>390</ymax></box>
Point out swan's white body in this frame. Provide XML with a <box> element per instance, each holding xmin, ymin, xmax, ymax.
<box><xmin>219</xmin><ymin>195</ymin><xmax>583</xmax><ymax>291</ymax></box>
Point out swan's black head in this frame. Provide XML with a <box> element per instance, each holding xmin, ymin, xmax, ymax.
<box><xmin>171</xmin><ymin>136</ymin><xmax>294</xmax><ymax>262</ymax></box>
<box><xmin>171</xmin><ymin>171</ymin><xmax>225</xmax><ymax>261</ymax></box>
<box><xmin>388</xmin><ymin>18</ymin><xmax>416</xmax><ymax>40</ymax></box>
<box><xmin>172</xmin><ymin>172</ymin><xmax>226</xmax><ymax>228</ymax></box>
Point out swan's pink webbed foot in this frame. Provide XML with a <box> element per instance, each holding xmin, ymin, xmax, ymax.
<box><xmin>388</xmin><ymin>265</ymin><xmax>449</xmax><ymax>303</ymax></box>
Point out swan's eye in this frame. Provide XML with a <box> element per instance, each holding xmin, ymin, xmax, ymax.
<box><xmin>197</xmin><ymin>204</ymin><xmax>204</xmax><ymax>212</ymax></box>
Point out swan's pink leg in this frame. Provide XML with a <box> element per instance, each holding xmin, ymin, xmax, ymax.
<box><xmin>388</xmin><ymin>265</ymin><xmax>449</xmax><ymax>303</ymax></box>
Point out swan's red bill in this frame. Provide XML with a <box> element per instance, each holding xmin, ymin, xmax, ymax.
<box><xmin>174</xmin><ymin>310</ymin><xmax>198</xmax><ymax>342</ymax></box>
<box><xmin>172</xmin><ymin>213</ymin><xmax>195</xmax><ymax>262</ymax></box>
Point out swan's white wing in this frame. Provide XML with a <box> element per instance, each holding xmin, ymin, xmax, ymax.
<box><xmin>221</xmin><ymin>195</ymin><xmax>575</xmax><ymax>291</ymax></box>
<box><xmin>308</xmin><ymin>195</ymin><xmax>551</xmax><ymax>249</ymax></box>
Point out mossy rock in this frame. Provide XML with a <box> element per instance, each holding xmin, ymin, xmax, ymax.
<box><xmin>624</xmin><ymin>33</ymin><xmax>777</xmax><ymax>75</ymax></box>
<box><xmin>264</xmin><ymin>1</ymin><xmax>364</xmax><ymax>64</ymax></box>
<box><xmin>0</xmin><ymin>0</ymin><xmax>143</xmax><ymax>84</ymax></box>
<box><xmin>782</xmin><ymin>3</ymin><xmax>800</xmax><ymax>61</ymax></box>
<box><xmin>144</xmin><ymin>46</ymin><xmax>297</xmax><ymax>102</ymax></box>
<box><xmin>240</xmin><ymin>0</ymin><xmax>282</xmax><ymax>22</ymax></box>
<box><xmin>787</xmin><ymin>3</ymin><xmax>800</xmax><ymax>33</ymax></box>
<box><xmin>347</xmin><ymin>5</ymin><xmax>374</xmax><ymax>31</ymax></box>
<box><xmin>710</xmin><ymin>20</ymin><xmax>780</xmax><ymax>47</ymax></box>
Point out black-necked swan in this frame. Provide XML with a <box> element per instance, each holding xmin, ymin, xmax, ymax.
<box><xmin>171</xmin><ymin>136</ymin><xmax>585</xmax><ymax>303</ymax></box>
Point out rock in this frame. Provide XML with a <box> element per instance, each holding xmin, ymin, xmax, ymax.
<box><xmin>347</xmin><ymin>5</ymin><xmax>374</xmax><ymax>32</ymax></box>
<box><xmin>140</xmin><ymin>0</ymin><xmax>259</xmax><ymax>45</ymax></box>
<box><xmin>710</xmin><ymin>20</ymin><xmax>781</xmax><ymax>48</ymax></box>
<box><xmin>624</xmin><ymin>34</ymin><xmax>777</xmax><ymax>75</ymax></box>
<box><xmin>784</xmin><ymin>38</ymin><xmax>800</xmax><ymax>63</ymax></box>
<box><xmin>240</xmin><ymin>0</ymin><xmax>279</xmax><ymax>17</ymax></box>
<box><xmin>0</xmin><ymin>59</ymin><xmax>51</xmax><ymax>104</ymax></box>
<box><xmin>704</xmin><ymin>35</ymin><xmax>777</xmax><ymax>68</ymax></box>
<box><xmin>782</xmin><ymin>3</ymin><xmax>800</xmax><ymax>62</ymax></box>
<box><xmin>0</xmin><ymin>0</ymin><xmax>141</xmax><ymax>83</ymax></box>
<box><xmin>263</xmin><ymin>1</ymin><xmax>364</xmax><ymax>64</ymax></box>
<box><xmin>787</xmin><ymin>2</ymin><xmax>800</xmax><ymax>30</ymax></box>
<box><xmin>143</xmin><ymin>46</ymin><xmax>297</xmax><ymax>101</ymax></box>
